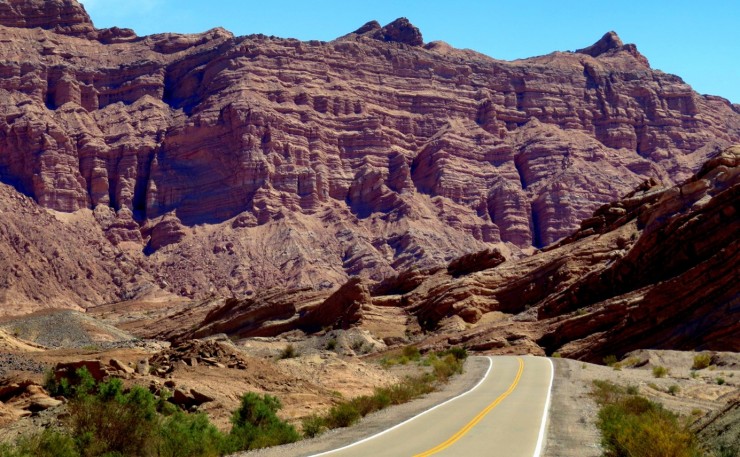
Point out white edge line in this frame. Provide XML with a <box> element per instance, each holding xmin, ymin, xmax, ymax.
<box><xmin>532</xmin><ymin>357</ymin><xmax>554</xmax><ymax>457</ymax></box>
<box><xmin>307</xmin><ymin>356</ymin><xmax>495</xmax><ymax>457</ymax></box>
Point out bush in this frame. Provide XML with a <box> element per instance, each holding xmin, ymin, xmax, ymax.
<box><xmin>603</xmin><ymin>355</ymin><xmax>618</xmax><ymax>367</ymax></box>
<box><xmin>668</xmin><ymin>385</ymin><xmax>680</xmax><ymax>396</ymax></box>
<box><xmin>68</xmin><ymin>379</ymin><xmax>161</xmax><ymax>456</ymax></box>
<box><xmin>593</xmin><ymin>381</ymin><xmax>701</xmax><ymax>457</ymax></box>
<box><xmin>325</xmin><ymin>338</ymin><xmax>337</xmax><ymax>351</ymax></box>
<box><xmin>401</xmin><ymin>345</ymin><xmax>421</xmax><ymax>361</ymax></box>
<box><xmin>598</xmin><ymin>400</ymin><xmax>700</xmax><ymax>457</ymax></box>
<box><xmin>157</xmin><ymin>411</ymin><xmax>226</xmax><ymax>457</ymax></box>
<box><xmin>45</xmin><ymin>367</ymin><xmax>96</xmax><ymax>398</ymax></box>
<box><xmin>593</xmin><ymin>380</ymin><xmax>701</xmax><ymax>457</ymax></box>
<box><xmin>431</xmin><ymin>354</ymin><xmax>463</xmax><ymax>382</ymax></box>
<box><xmin>229</xmin><ymin>393</ymin><xmax>299</xmax><ymax>451</ymax></box>
<box><xmin>691</xmin><ymin>353</ymin><xmax>711</xmax><ymax>370</ymax></box>
<box><xmin>325</xmin><ymin>402</ymin><xmax>361</xmax><ymax>428</ymax></box>
<box><xmin>279</xmin><ymin>344</ymin><xmax>297</xmax><ymax>359</ymax></box>
<box><xmin>301</xmin><ymin>414</ymin><xmax>326</xmax><ymax>438</ymax></box>
<box><xmin>652</xmin><ymin>365</ymin><xmax>669</xmax><ymax>378</ymax></box>
<box><xmin>716</xmin><ymin>377</ymin><xmax>725</xmax><ymax>385</ymax></box>
<box><xmin>8</xmin><ymin>369</ymin><xmax>312</xmax><ymax>456</ymax></box>
<box><xmin>438</xmin><ymin>346</ymin><xmax>468</xmax><ymax>361</ymax></box>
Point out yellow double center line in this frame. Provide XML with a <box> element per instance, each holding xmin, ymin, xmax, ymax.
<box><xmin>413</xmin><ymin>357</ymin><xmax>525</xmax><ymax>457</ymax></box>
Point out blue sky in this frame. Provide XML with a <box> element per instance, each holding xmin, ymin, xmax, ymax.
<box><xmin>78</xmin><ymin>0</ymin><xmax>739</xmax><ymax>103</ymax></box>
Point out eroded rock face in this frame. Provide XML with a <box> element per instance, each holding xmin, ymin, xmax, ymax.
<box><xmin>0</xmin><ymin>0</ymin><xmax>739</xmax><ymax>310</ymax></box>
<box><xmin>399</xmin><ymin>147</ymin><xmax>740</xmax><ymax>360</ymax></box>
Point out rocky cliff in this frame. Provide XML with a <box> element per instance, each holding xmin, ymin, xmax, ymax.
<box><xmin>1</xmin><ymin>0</ymin><xmax>739</xmax><ymax>311</ymax></box>
<box><xmin>165</xmin><ymin>146</ymin><xmax>738</xmax><ymax>361</ymax></box>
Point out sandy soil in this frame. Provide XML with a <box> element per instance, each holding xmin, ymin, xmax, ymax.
<box><xmin>544</xmin><ymin>350</ymin><xmax>740</xmax><ymax>456</ymax></box>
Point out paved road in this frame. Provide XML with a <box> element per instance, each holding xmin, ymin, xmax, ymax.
<box><xmin>311</xmin><ymin>356</ymin><xmax>553</xmax><ymax>457</ymax></box>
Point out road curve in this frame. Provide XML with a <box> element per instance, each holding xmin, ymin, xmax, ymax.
<box><xmin>310</xmin><ymin>355</ymin><xmax>554</xmax><ymax>457</ymax></box>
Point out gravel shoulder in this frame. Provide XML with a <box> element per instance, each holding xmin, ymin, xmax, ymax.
<box><xmin>231</xmin><ymin>356</ymin><xmax>490</xmax><ymax>457</ymax></box>
<box><xmin>544</xmin><ymin>358</ymin><xmax>601</xmax><ymax>457</ymax></box>
<box><xmin>544</xmin><ymin>351</ymin><xmax>740</xmax><ymax>457</ymax></box>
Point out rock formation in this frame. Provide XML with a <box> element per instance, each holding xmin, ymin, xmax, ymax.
<box><xmin>393</xmin><ymin>146</ymin><xmax>739</xmax><ymax>360</ymax></box>
<box><xmin>0</xmin><ymin>0</ymin><xmax>739</xmax><ymax>312</ymax></box>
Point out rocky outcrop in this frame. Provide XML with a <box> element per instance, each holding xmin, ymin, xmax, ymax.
<box><xmin>369</xmin><ymin>147</ymin><xmax>739</xmax><ymax>360</ymax></box>
<box><xmin>447</xmin><ymin>248</ymin><xmax>506</xmax><ymax>277</ymax></box>
<box><xmin>301</xmin><ymin>277</ymin><xmax>370</xmax><ymax>330</ymax></box>
<box><xmin>0</xmin><ymin>1</ymin><xmax>739</xmax><ymax>311</ymax></box>
<box><xmin>0</xmin><ymin>0</ymin><xmax>93</xmax><ymax>36</ymax></box>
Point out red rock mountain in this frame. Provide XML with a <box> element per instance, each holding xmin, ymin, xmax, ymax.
<box><xmin>151</xmin><ymin>146</ymin><xmax>738</xmax><ymax>361</ymax></box>
<box><xmin>1</xmin><ymin>0</ymin><xmax>739</xmax><ymax>313</ymax></box>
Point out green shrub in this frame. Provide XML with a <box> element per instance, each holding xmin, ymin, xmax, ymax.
<box><xmin>279</xmin><ymin>344</ymin><xmax>297</xmax><ymax>359</ymax></box>
<box><xmin>438</xmin><ymin>346</ymin><xmax>468</xmax><ymax>361</ymax></box>
<box><xmin>716</xmin><ymin>377</ymin><xmax>725</xmax><ymax>385</ymax></box>
<box><xmin>597</xmin><ymin>399</ymin><xmax>700</xmax><ymax>457</ymax></box>
<box><xmin>46</xmin><ymin>366</ymin><xmax>96</xmax><ymax>398</ymax></box>
<box><xmin>228</xmin><ymin>393</ymin><xmax>299</xmax><ymax>451</ymax></box>
<box><xmin>157</xmin><ymin>411</ymin><xmax>226</xmax><ymax>457</ymax></box>
<box><xmin>593</xmin><ymin>380</ymin><xmax>701</xmax><ymax>457</ymax></box>
<box><xmin>301</xmin><ymin>414</ymin><xmax>326</xmax><ymax>438</ymax></box>
<box><xmin>551</xmin><ymin>352</ymin><xmax>562</xmax><ymax>358</ymax></box>
<box><xmin>691</xmin><ymin>353</ymin><xmax>711</xmax><ymax>370</ymax></box>
<box><xmin>690</xmin><ymin>370</ymin><xmax>699</xmax><ymax>379</ymax></box>
<box><xmin>325</xmin><ymin>338</ymin><xmax>337</xmax><ymax>351</ymax></box>
<box><xmin>431</xmin><ymin>354</ymin><xmax>463</xmax><ymax>382</ymax></box>
<box><xmin>68</xmin><ymin>380</ymin><xmax>160</xmax><ymax>456</ymax></box>
<box><xmin>325</xmin><ymin>402</ymin><xmax>361</xmax><ymax>428</ymax></box>
<box><xmin>401</xmin><ymin>345</ymin><xmax>421</xmax><ymax>361</ymax></box>
<box><xmin>603</xmin><ymin>355</ymin><xmax>618</xmax><ymax>367</ymax></box>
<box><xmin>668</xmin><ymin>385</ymin><xmax>680</xmax><ymax>396</ymax></box>
<box><xmin>652</xmin><ymin>365</ymin><xmax>669</xmax><ymax>378</ymax></box>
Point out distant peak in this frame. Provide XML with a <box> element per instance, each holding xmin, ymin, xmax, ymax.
<box><xmin>350</xmin><ymin>17</ymin><xmax>423</xmax><ymax>46</ymax></box>
<box><xmin>353</xmin><ymin>20</ymin><xmax>381</xmax><ymax>35</ymax></box>
<box><xmin>576</xmin><ymin>31</ymin><xmax>623</xmax><ymax>57</ymax></box>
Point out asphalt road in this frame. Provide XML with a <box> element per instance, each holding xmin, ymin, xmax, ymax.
<box><xmin>310</xmin><ymin>355</ymin><xmax>554</xmax><ymax>457</ymax></box>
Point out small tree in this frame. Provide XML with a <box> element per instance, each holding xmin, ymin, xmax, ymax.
<box><xmin>228</xmin><ymin>393</ymin><xmax>299</xmax><ymax>451</ymax></box>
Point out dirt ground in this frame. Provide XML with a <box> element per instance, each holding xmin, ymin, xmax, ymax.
<box><xmin>1</xmin><ymin>311</ymin><xmax>737</xmax><ymax>456</ymax></box>
<box><xmin>545</xmin><ymin>350</ymin><xmax>740</xmax><ymax>457</ymax></box>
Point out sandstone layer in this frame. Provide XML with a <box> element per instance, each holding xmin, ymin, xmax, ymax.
<box><xmin>0</xmin><ymin>0</ymin><xmax>739</xmax><ymax>312</ymax></box>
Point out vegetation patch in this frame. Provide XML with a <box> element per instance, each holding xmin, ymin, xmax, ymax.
<box><xmin>652</xmin><ymin>365</ymin><xmax>669</xmax><ymax>378</ymax></box>
<box><xmin>691</xmin><ymin>353</ymin><xmax>712</xmax><ymax>370</ymax></box>
<box><xmin>3</xmin><ymin>368</ymin><xmax>298</xmax><ymax>457</ymax></box>
<box><xmin>592</xmin><ymin>380</ymin><xmax>702</xmax><ymax>457</ymax></box>
<box><xmin>278</xmin><ymin>344</ymin><xmax>298</xmax><ymax>359</ymax></box>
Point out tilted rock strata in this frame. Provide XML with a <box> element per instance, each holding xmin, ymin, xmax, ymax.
<box><xmin>406</xmin><ymin>147</ymin><xmax>740</xmax><ymax>359</ymax></box>
<box><xmin>0</xmin><ymin>1</ymin><xmax>739</xmax><ymax>309</ymax></box>
<box><xmin>161</xmin><ymin>148</ymin><xmax>739</xmax><ymax>363</ymax></box>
